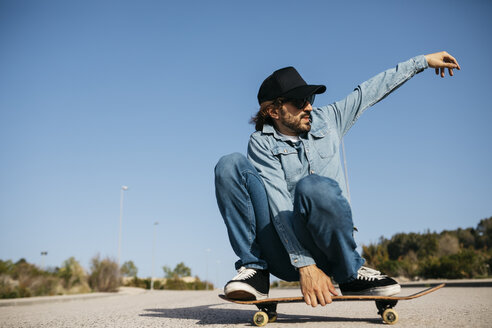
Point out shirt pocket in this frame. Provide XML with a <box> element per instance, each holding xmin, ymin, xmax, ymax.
<box><xmin>313</xmin><ymin>129</ymin><xmax>338</xmax><ymax>160</ymax></box>
<box><xmin>271</xmin><ymin>145</ymin><xmax>303</xmax><ymax>183</ymax></box>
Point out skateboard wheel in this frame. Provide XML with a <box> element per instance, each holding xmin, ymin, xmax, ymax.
<box><xmin>253</xmin><ymin>311</ymin><xmax>269</xmax><ymax>327</ymax></box>
<box><xmin>382</xmin><ymin>308</ymin><xmax>399</xmax><ymax>325</ymax></box>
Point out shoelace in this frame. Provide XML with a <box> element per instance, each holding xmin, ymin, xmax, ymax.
<box><xmin>357</xmin><ymin>266</ymin><xmax>387</xmax><ymax>281</ymax></box>
<box><xmin>232</xmin><ymin>267</ymin><xmax>257</xmax><ymax>281</ymax></box>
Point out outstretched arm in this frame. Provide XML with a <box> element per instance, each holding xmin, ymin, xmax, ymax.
<box><xmin>318</xmin><ymin>55</ymin><xmax>429</xmax><ymax>138</ymax></box>
<box><xmin>318</xmin><ymin>51</ymin><xmax>460</xmax><ymax>138</ymax></box>
<box><xmin>425</xmin><ymin>51</ymin><xmax>461</xmax><ymax>77</ymax></box>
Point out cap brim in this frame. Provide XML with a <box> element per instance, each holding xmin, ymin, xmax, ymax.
<box><xmin>281</xmin><ymin>84</ymin><xmax>326</xmax><ymax>99</ymax></box>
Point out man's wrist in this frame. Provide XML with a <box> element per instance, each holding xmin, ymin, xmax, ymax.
<box><xmin>413</xmin><ymin>55</ymin><xmax>429</xmax><ymax>73</ymax></box>
<box><xmin>298</xmin><ymin>264</ymin><xmax>317</xmax><ymax>274</ymax></box>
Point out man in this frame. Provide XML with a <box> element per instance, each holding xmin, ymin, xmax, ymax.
<box><xmin>215</xmin><ymin>52</ymin><xmax>460</xmax><ymax>307</ymax></box>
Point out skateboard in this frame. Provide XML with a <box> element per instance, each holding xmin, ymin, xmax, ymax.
<box><xmin>219</xmin><ymin>283</ymin><xmax>445</xmax><ymax>326</ymax></box>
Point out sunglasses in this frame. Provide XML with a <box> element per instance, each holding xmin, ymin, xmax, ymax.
<box><xmin>285</xmin><ymin>94</ymin><xmax>315</xmax><ymax>109</ymax></box>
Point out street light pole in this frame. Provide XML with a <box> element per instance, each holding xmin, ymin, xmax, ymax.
<box><xmin>151</xmin><ymin>221</ymin><xmax>159</xmax><ymax>290</ymax></box>
<box><xmin>205</xmin><ymin>248</ymin><xmax>211</xmax><ymax>290</ymax></box>
<box><xmin>40</xmin><ymin>251</ymin><xmax>48</xmax><ymax>271</ymax></box>
<box><xmin>118</xmin><ymin>186</ymin><xmax>128</xmax><ymax>271</ymax></box>
<box><xmin>216</xmin><ymin>259</ymin><xmax>221</xmax><ymax>290</ymax></box>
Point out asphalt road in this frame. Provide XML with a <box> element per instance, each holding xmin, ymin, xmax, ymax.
<box><xmin>1</xmin><ymin>285</ymin><xmax>491</xmax><ymax>327</ymax></box>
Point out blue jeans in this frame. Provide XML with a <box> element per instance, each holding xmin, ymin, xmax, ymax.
<box><xmin>215</xmin><ymin>153</ymin><xmax>364</xmax><ymax>283</ymax></box>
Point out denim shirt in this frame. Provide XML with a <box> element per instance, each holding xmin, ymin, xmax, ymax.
<box><xmin>247</xmin><ymin>55</ymin><xmax>429</xmax><ymax>268</ymax></box>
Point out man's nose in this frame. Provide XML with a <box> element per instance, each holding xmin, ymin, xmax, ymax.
<box><xmin>304</xmin><ymin>103</ymin><xmax>313</xmax><ymax>112</ymax></box>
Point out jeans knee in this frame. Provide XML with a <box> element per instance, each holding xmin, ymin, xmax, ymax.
<box><xmin>294</xmin><ymin>175</ymin><xmax>353</xmax><ymax>231</ymax></box>
<box><xmin>295</xmin><ymin>175</ymin><xmax>341</xmax><ymax>204</ymax></box>
<box><xmin>215</xmin><ymin>153</ymin><xmax>249</xmax><ymax>183</ymax></box>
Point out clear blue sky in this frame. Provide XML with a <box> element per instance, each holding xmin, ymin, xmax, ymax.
<box><xmin>1</xmin><ymin>0</ymin><xmax>491</xmax><ymax>288</ymax></box>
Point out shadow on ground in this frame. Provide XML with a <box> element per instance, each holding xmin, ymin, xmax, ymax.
<box><xmin>140</xmin><ymin>304</ymin><xmax>382</xmax><ymax>325</ymax></box>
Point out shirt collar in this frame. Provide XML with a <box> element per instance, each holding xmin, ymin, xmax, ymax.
<box><xmin>262</xmin><ymin>124</ymin><xmax>304</xmax><ymax>142</ymax></box>
<box><xmin>261</xmin><ymin>116</ymin><xmax>328</xmax><ymax>140</ymax></box>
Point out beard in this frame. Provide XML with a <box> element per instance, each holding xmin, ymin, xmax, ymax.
<box><xmin>279</xmin><ymin>108</ymin><xmax>312</xmax><ymax>134</ymax></box>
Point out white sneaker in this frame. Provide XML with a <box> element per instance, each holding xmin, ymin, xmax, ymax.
<box><xmin>339</xmin><ymin>266</ymin><xmax>401</xmax><ymax>296</ymax></box>
<box><xmin>224</xmin><ymin>267</ymin><xmax>269</xmax><ymax>300</ymax></box>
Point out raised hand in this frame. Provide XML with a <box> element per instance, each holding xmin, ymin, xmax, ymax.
<box><xmin>424</xmin><ymin>51</ymin><xmax>461</xmax><ymax>78</ymax></box>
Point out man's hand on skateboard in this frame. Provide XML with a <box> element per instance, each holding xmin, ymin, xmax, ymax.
<box><xmin>299</xmin><ymin>264</ymin><xmax>338</xmax><ymax>307</ymax></box>
<box><xmin>424</xmin><ymin>51</ymin><xmax>461</xmax><ymax>78</ymax></box>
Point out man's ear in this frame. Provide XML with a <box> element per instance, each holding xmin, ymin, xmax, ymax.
<box><xmin>268</xmin><ymin>107</ymin><xmax>280</xmax><ymax>120</ymax></box>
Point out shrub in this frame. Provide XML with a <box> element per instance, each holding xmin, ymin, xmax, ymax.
<box><xmin>456</xmin><ymin>228</ymin><xmax>476</xmax><ymax>249</ymax></box>
<box><xmin>162</xmin><ymin>277</ymin><xmax>213</xmax><ymax>290</ymax></box>
<box><xmin>476</xmin><ymin>217</ymin><xmax>492</xmax><ymax>249</ymax></box>
<box><xmin>11</xmin><ymin>259</ymin><xmax>42</xmax><ymax>280</ymax></box>
<box><xmin>0</xmin><ymin>259</ymin><xmax>66</xmax><ymax>298</ymax></box>
<box><xmin>122</xmin><ymin>276</ymin><xmax>149</xmax><ymax>289</ymax></box>
<box><xmin>0</xmin><ymin>274</ymin><xmax>19</xmax><ymax>299</ymax></box>
<box><xmin>438</xmin><ymin>233</ymin><xmax>460</xmax><ymax>257</ymax></box>
<box><xmin>419</xmin><ymin>248</ymin><xmax>489</xmax><ymax>279</ymax></box>
<box><xmin>29</xmin><ymin>276</ymin><xmax>64</xmax><ymax>296</ymax></box>
<box><xmin>271</xmin><ymin>280</ymin><xmax>300</xmax><ymax>288</ymax></box>
<box><xmin>362</xmin><ymin>243</ymin><xmax>389</xmax><ymax>268</ymax></box>
<box><xmin>89</xmin><ymin>255</ymin><xmax>119</xmax><ymax>292</ymax></box>
<box><xmin>164</xmin><ymin>277</ymin><xmax>187</xmax><ymax>290</ymax></box>
<box><xmin>57</xmin><ymin>257</ymin><xmax>90</xmax><ymax>293</ymax></box>
<box><xmin>152</xmin><ymin>279</ymin><xmax>162</xmax><ymax>289</ymax></box>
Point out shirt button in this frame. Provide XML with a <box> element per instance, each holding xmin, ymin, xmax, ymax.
<box><xmin>284</xmin><ymin>149</ymin><xmax>287</xmax><ymax>153</ymax></box>
<box><xmin>294</xmin><ymin>259</ymin><xmax>298</xmax><ymax>263</ymax></box>
<box><xmin>310</xmin><ymin>170</ymin><xmax>315</xmax><ymax>174</ymax></box>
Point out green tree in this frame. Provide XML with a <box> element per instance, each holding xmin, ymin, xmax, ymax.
<box><xmin>476</xmin><ymin>217</ymin><xmax>492</xmax><ymax>249</ymax></box>
<box><xmin>163</xmin><ymin>262</ymin><xmax>192</xmax><ymax>279</ymax></box>
<box><xmin>386</xmin><ymin>233</ymin><xmax>420</xmax><ymax>260</ymax></box>
<box><xmin>456</xmin><ymin>228</ymin><xmax>476</xmax><ymax>249</ymax></box>
<box><xmin>0</xmin><ymin>260</ymin><xmax>14</xmax><ymax>275</ymax></box>
<box><xmin>120</xmin><ymin>261</ymin><xmax>138</xmax><ymax>277</ymax></box>
<box><xmin>362</xmin><ymin>241</ymin><xmax>389</xmax><ymax>267</ymax></box>
<box><xmin>11</xmin><ymin>258</ymin><xmax>42</xmax><ymax>280</ymax></box>
<box><xmin>362</xmin><ymin>217</ymin><xmax>492</xmax><ymax>279</ymax></box>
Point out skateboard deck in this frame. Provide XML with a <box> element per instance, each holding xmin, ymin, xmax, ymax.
<box><xmin>219</xmin><ymin>283</ymin><xmax>445</xmax><ymax>326</ymax></box>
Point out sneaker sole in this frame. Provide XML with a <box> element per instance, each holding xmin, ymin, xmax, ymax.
<box><xmin>342</xmin><ymin>284</ymin><xmax>401</xmax><ymax>296</ymax></box>
<box><xmin>224</xmin><ymin>281</ymin><xmax>268</xmax><ymax>301</ymax></box>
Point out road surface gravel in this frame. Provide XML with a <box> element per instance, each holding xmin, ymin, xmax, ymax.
<box><xmin>0</xmin><ymin>285</ymin><xmax>491</xmax><ymax>327</ymax></box>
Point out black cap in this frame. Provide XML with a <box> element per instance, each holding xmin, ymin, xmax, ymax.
<box><xmin>257</xmin><ymin>66</ymin><xmax>326</xmax><ymax>105</ymax></box>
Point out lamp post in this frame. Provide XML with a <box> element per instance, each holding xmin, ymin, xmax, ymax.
<box><xmin>151</xmin><ymin>221</ymin><xmax>159</xmax><ymax>290</ymax></box>
<box><xmin>40</xmin><ymin>251</ymin><xmax>48</xmax><ymax>270</ymax></box>
<box><xmin>205</xmin><ymin>248</ymin><xmax>211</xmax><ymax>290</ymax></box>
<box><xmin>216</xmin><ymin>259</ymin><xmax>221</xmax><ymax>290</ymax></box>
<box><xmin>118</xmin><ymin>186</ymin><xmax>128</xmax><ymax>271</ymax></box>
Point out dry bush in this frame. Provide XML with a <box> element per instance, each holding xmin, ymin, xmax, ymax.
<box><xmin>58</xmin><ymin>257</ymin><xmax>91</xmax><ymax>294</ymax></box>
<box><xmin>0</xmin><ymin>274</ymin><xmax>19</xmax><ymax>299</ymax></box>
<box><xmin>28</xmin><ymin>275</ymin><xmax>64</xmax><ymax>296</ymax></box>
<box><xmin>89</xmin><ymin>255</ymin><xmax>120</xmax><ymax>292</ymax></box>
<box><xmin>438</xmin><ymin>233</ymin><xmax>460</xmax><ymax>257</ymax></box>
